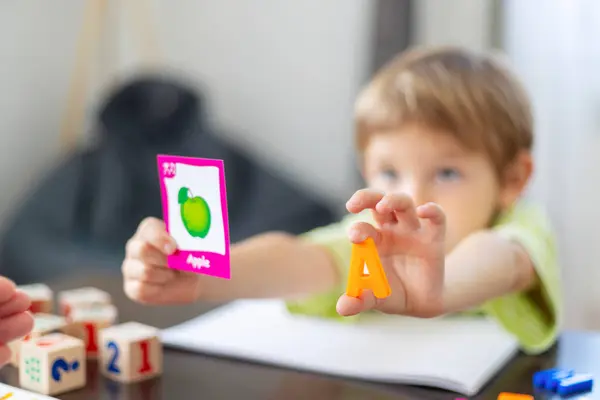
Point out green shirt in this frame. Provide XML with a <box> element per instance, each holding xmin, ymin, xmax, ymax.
<box><xmin>285</xmin><ymin>201</ymin><xmax>562</xmax><ymax>355</ymax></box>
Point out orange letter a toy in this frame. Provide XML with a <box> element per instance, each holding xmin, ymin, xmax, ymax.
<box><xmin>345</xmin><ymin>238</ymin><xmax>391</xmax><ymax>299</ymax></box>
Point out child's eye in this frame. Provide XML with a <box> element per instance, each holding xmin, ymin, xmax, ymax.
<box><xmin>436</xmin><ymin>168</ymin><xmax>461</xmax><ymax>182</ymax></box>
<box><xmin>379</xmin><ymin>168</ymin><xmax>398</xmax><ymax>180</ymax></box>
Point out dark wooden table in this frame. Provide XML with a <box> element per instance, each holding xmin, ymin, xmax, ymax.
<box><xmin>0</xmin><ymin>272</ymin><xmax>597</xmax><ymax>399</ymax></box>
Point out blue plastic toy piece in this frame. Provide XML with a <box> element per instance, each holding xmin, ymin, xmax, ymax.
<box><xmin>533</xmin><ymin>368</ymin><xmax>560</xmax><ymax>388</ymax></box>
<box><xmin>556</xmin><ymin>373</ymin><xmax>594</xmax><ymax>396</ymax></box>
<box><xmin>546</xmin><ymin>369</ymin><xmax>574</xmax><ymax>391</ymax></box>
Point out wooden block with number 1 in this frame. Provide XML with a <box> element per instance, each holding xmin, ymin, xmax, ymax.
<box><xmin>345</xmin><ymin>237</ymin><xmax>391</xmax><ymax>299</ymax></box>
<box><xmin>62</xmin><ymin>304</ymin><xmax>117</xmax><ymax>359</ymax></box>
<box><xmin>99</xmin><ymin>322</ymin><xmax>162</xmax><ymax>383</ymax></box>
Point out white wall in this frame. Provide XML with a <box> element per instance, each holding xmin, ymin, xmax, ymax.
<box><xmin>0</xmin><ymin>0</ymin><xmax>375</xmax><ymax>231</ymax></box>
<box><xmin>154</xmin><ymin>0</ymin><xmax>375</xmax><ymax>208</ymax></box>
<box><xmin>411</xmin><ymin>0</ymin><xmax>494</xmax><ymax>51</ymax></box>
<box><xmin>0</xmin><ymin>1</ymin><xmax>85</xmax><ymax>225</ymax></box>
<box><xmin>110</xmin><ymin>0</ymin><xmax>375</xmax><ymax>210</ymax></box>
<box><xmin>504</xmin><ymin>0</ymin><xmax>600</xmax><ymax>331</ymax></box>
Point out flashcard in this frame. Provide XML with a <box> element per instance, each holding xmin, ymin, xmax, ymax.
<box><xmin>157</xmin><ymin>155</ymin><xmax>230</xmax><ymax>279</ymax></box>
<box><xmin>0</xmin><ymin>382</ymin><xmax>59</xmax><ymax>399</ymax></box>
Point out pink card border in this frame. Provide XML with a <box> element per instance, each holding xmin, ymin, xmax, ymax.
<box><xmin>157</xmin><ymin>154</ymin><xmax>231</xmax><ymax>279</ymax></box>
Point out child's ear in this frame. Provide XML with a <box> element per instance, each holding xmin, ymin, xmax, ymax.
<box><xmin>499</xmin><ymin>151</ymin><xmax>534</xmax><ymax>209</ymax></box>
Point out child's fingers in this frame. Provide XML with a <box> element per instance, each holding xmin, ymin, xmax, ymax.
<box><xmin>123</xmin><ymin>279</ymin><xmax>166</xmax><ymax>305</ymax></box>
<box><xmin>135</xmin><ymin>217</ymin><xmax>177</xmax><ymax>256</ymax></box>
<box><xmin>125</xmin><ymin>238</ymin><xmax>169</xmax><ymax>267</ymax></box>
<box><xmin>0</xmin><ymin>344</ymin><xmax>11</xmax><ymax>368</ymax></box>
<box><xmin>346</xmin><ymin>189</ymin><xmax>386</xmax><ymax>214</ymax></box>
<box><xmin>0</xmin><ymin>277</ymin><xmax>16</xmax><ymax>304</ymax></box>
<box><xmin>122</xmin><ymin>259</ymin><xmax>176</xmax><ymax>285</ymax></box>
<box><xmin>416</xmin><ymin>202</ymin><xmax>446</xmax><ymax>241</ymax></box>
<box><xmin>347</xmin><ymin>189</ymin><xmax>402</xmax><ymax>227</ymax></box>
<box><xmin>136</xmin><ymin>216</ymin><xmax>166</xmax><ymax>235</ymax></box>
<box><xmin>347</xmin><ymin>222</ymin><xmax>382</xmax><ymax>245</ymax></box>
<box><xmin>376</xmin><ymin>193</ymin><xmax>420</xmax><ymax>231</ymax></box>
<box><xmin>0</xmin><ymin>291</ymin><xmax>31</xmax><ymax>318</ymax></box>
<box><xmin>336</xmin><ymin>293</ymin><xmax>377</xmax><ymax>316</ymax></box>
<box><xmin>0</xmin><ymin>311</ymin><xmax>34</xmax><ymax>344</ymax></box>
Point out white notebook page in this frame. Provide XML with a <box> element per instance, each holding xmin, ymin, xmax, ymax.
<box><xmin>0</xmin><ymin>382</ymin><xmax>59</xmax><ymax>399</ymax></box>
<box><xmin>160</xmin><ymin>299</ymin><xmax>519</xmax><ymax>396</ymax></box>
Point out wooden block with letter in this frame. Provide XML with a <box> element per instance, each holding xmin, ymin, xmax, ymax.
<box><xmin>17</xmin><ymin>283</ymin><xmax>53</xmax><ymax>314</ymax></box>
<box><xmin>18</xmin><ymin>333</ymin><xmax>86</xmax><ymax>396</ymax></box>
<box><xmin>57</xmin><ymin>287</ymin><xmax>112</xmax><ymax>318</ymax></box>
<box><xmin>7</xmin><ymin>314</ymin><xmax>68</xmax><ymax>367</ymax></box>
<box><xmin>99</xmin><ymin>322</ymin><xmax>162</xmax><ymax>383</ymax></box>
<box><xmin>61</xmin><ymin>304</ymin><xmax>117</xmax><ymax>359</ymax></box>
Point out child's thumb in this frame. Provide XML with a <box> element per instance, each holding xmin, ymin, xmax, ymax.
<box><xmin>336</xmin><ymin>292</ymin><xmax>376</xmax><ymax>317</ymax></box>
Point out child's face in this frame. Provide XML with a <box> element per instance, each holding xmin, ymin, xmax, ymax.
<box><xmin>362</xmin><ymin>123</ymin><xmax>523</xmax><ymax>254</ymax></box>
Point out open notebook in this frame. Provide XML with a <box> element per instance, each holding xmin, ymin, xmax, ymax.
<box><xmin>160</xmin><ymin>299</ymin><xmax>520</xmax><ymax>396</ymax></box>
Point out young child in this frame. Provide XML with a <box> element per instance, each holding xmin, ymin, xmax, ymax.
<box><xmin>0</xmin><ymin>276</ymin><xmax>34</xmax><ymax>367</ymax></box>
<box><xmin>122</xmin><ymin>46</ymin><xmax>561</xmax><ymax>355</ymax></box>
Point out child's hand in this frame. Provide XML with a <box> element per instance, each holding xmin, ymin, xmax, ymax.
<box><xmin>123</xmin><ymin>217</ymin><xmax>202</xmax><ymax>305</ymax></box>
<box><xmin>337</xmin><ymin>189</ymin><xmax>446</xmax><ymax>318</ymax></box>
<box><xmin>0</xmin><ymin>277</ymin><xmax>34</xmax><ymax>367</ymax></box>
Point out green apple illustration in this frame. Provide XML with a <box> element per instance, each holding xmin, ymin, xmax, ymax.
<box><xmin>178</xmin><ymin>187</ymin><xmax>211</xmax><ymax>238</ymax></box>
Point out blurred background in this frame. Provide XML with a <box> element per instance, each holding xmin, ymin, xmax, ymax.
<box><xmin>0</xmin><ymin>0</ymin><xmax>596</xmax><ymax>331</ymax></box>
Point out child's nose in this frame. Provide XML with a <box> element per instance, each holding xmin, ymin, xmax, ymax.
<box><xmin>402</xmin><ymin>183</ymin><xmax>428</xmax><ymax>206</ymax></box>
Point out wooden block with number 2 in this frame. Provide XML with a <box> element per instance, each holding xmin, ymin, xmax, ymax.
<box><xmin>99</xmin><ymin>322</ymin><xmax>162</xmax><ymax>383</ymax></box>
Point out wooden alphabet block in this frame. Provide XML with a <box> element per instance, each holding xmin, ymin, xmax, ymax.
<box><xmin>57</xmin><ymin>287</ymin><xmax>112</xmax><ymax>318</ymax></box>
<box><xmin>61</xmin><ymin>304</ymin><xmax>117</xmax><ymax>359</ymax></box>
<box><xmin>99</xmin><ymin>322</ymin><xmax>162</xmax><ymax>383</ymax></box>
<box><xmin>17</xmin><ymin>284</ymin><xmax>53</xmax><ymax>314</ymax></box>
<box><xmin>8</xmin><ymin>314</ymin><xmax>68</xmax><ymax>367</ymax></box>
<box><xmin>18</xmin><ymin>333</ymin><xmax>86</xmax><ymax>396</ymax></box>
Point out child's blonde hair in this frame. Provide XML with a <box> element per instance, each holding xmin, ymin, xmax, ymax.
<box><xmin>354</xmin><ymin>46</ymin><xmax>533</xmax><ymax>175</ymax></box>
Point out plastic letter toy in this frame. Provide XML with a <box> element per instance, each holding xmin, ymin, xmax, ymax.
<box><xmin>497</xmin><ymin>393</ymin><xmax>533</xmax><ymax>400</ymax></box>
<box><xmin>545</xmin><ymin>369</ymin><xmax>574</xmax><ymax>391</ymax></box>
<box><xmin>345</xmin><ymin>238</ymin><xmax>391</xmax><ymax>299</ymax></box>
<box><xmin>157</xmin><ymin>155</ymin><xmax>231</xmax><ymax>279</ymax></box>
<box><xmin>532</xmin><ymin>368</ymin><xmax>560</xmax><ymax>388</ymax></box>
<box><xmin>557</xmin><ymin>373</ymin><xmax>593</xmax><ymax>396</ymax></box>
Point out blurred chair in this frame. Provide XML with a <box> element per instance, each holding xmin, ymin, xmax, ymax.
<box><xmin>0</xmin><ymin>74</ymin><xmax>336</xmax><ymax>284</ymax></box>
<box><xmin>0</xmin><ymin>0</ymin><xmax>335</xmax><ymax>284</ymax></box>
